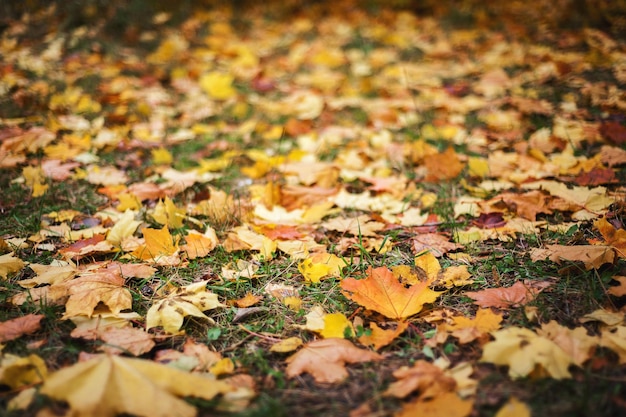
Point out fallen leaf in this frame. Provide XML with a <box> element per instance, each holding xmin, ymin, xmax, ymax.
<box><xmin>40</xmin><ymin>354</ymin><xmax>234</xmax><ymax>417</ymax></box>
<box><xmin>600</xmin><ymin>326</ymin><xmax>626</xmax><ymax>364</ymax></box>
<box><xmin>182</xmin><ymin>228</ymin><xmax>218</xmax><ymax>259</ymax></box>
<box><xmin>270</xmin><ymin>337</ymin><xmax>303</xmax><ymax>353</ymax></box>
<box><xmin>537</xmin><ymin>320</ymin><xmax>598</xmax><ymax>366</ymax></box>
<box><xmin>320</xmin><ymin>312</ymin><xmax>353</xmax><ymax>338</ymax></box>
<box><xmin>0</xmin><ymin>252</ymin><xmax>25</xmax><ymax>279</ymax></box>
<box><xmin>358</xmin><ymin>321</ymin><xmax>408</xmax><ymax>350</ymax></box>
<box><xmin>481</xmin><ymin>327</ymin><xmax>575</xmax><ymax>379</ymax></box>
<box><xmin>465</xmin><ymin>280</ymin><xmax>551</xmax><ymax>309</ymax></box>
<box><xmin>530</xmin><ymin>244</ymin><xmax>616</xmax><ymax>269</ymax></box>
<box><xmin>411</xmin><ymin>233</ymin><xmax>462</xmax><ymax>257</ymax></box>
<box><xmin>384</xmin><ymin>360</ymin><xmax>457</xmax><ymax>399</ymax></box>
<box><xmin>0</xmin><ymin>314</ymin><xmax>44</xmax><ymax>342</ymax></box>
<box><xmin>495</xmin><ymin>397</ymin><xmax>531</xmax><ymax>417</ymax></box>
<box><xmin>17</xmin><ymin>262</ymin><xmax>75</xmax><ymax>288</ymax></box>
<box><xmin>97</xmin><ymin>327</ymin><xmax>155</xmax><ymax>356</ymax></box>
<box><xmin>285</xmin><ymin>338</ymin><xmax>382</xmax><ymax>383</ymax></box>
<box><xmin>440</xmin><ymin>308</ymin><xmax>503</xmax><ymax>344</ymax></box>
<box><xmin>341</xmin><ymin>267</ymin><xmax>441</xmax><ymax>320</ymax></box>
<box><xmin>395</xmin><ymin>392</ymin><xmax>473</xmax><ymax>417</ymax></box>
<box><xmin>424</xmin><ymin>147</ymin><xmax>465</xmax><ymax>182</ymax></box>
<box><xmin>595</xmin><ymin>217</ymin><xmax>626</xmax><ymax>258</ymax></box>
<box><xmin>62</xmin><ymin>272</ymin><xmax>132</xmax><ymax>319</ymax></box>
<box><xmin>0</xmin><ymin>353</ymin><xmax>48</xmax><ymax>389</ymax></box>
<box><xmin>608</xmin><ymin>276</ymin><xmax>626</xmax><ymax>297</ymax></box>
<box><xmin>146</xmin><ymin>280</ymin><xmax>225</xmax><ymax>334</ymax></box>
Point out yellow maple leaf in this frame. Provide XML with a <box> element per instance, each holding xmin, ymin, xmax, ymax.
<box><xmin>151</xmin><ymin>147</ymin><xmax>173</xmax><ymax>165</ymax></box>
<box><xmin>107</xmin><ymin>210</ymin><xmax>142</xmax><ymax>246</ymax></box>
<box><xmin>414</xmin><ymin>251</ymin><xmax>441</xmax><ymax>284</ymax></box>
<box><xmin>146</xmin><ymin>281</ymin><xmax>225</xmax><ymax>334</ymax></box>
<box><xmin>320</xmin><ymin>312</ymin><xmax>353</xmax><ymax>338</ymax></box>
<box><xmin>481</xmin><ymin>327</ymin><xmax>575</xmax><ymax>379</ymax></box>
<box><xmin>0</xmin><ymin>252</ymin><xmax>25</xmax><ymax>279</ymax></box>
<box><xmin>22</xmin><ymin>165</ymin><xmax>48</xmax><ymax>197</ymax></box>
<box><xmin>270</xmin><ymin>337</ymin><xmax>303</xmax><ymax>353</ymax></box>
<box><xmin>441</xmin><ymin>308</ymin><xmax>503</xmax><ymax>344</ymax></box>
<box><xmin>395</xmin><ymin>391</ymin><xmax>473</xmax><ymax>417</ymax></box>
<box><xmin>341</xmin><ymin>267</ymin><xmax>441</xmax><ymax>320</ymax></box>
<box><xmin>40</xmin><ymin>354</ymin><xmax>234</xmax><ymax>417</ymax></box>
<box><xmin>152</xmin><ymin>197</ymin><xmax>186</xmax><ymax>229</ymax></box>
<box><xmin>134</xmin><ymin>226</ymin><xmax>180</xmax><ymax>264</ymax></box>
<box><xmin>200</xmin><ymin>71</ymin><xmax>237</xmax><ymax>100</ymax></box>
<box><xmin>495</xmin><ymin>397</ymin><xmax>531</xmax><ymax>417</ymax></box>
<box><xmin>0</xmin><ymin>353</ymin><xmax>48</xmax><ymax>389</ymax></box>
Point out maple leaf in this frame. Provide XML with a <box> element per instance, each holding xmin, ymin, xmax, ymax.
<box><xmin>595</xmin><ymin>216</ymin><xmax>626</xmax><ymax>258</ymax></box>
<box><xmin>146</xmin><ymin>281</ymin><xmax>225</xmax><ymax>334</ymax></box>
<box><xmin>0</xmin><ymin>314</ymin><xmax>44</xmax><ymax>342</ymax></box>
<box><xmin>358</xmin><ymin>321</ymin><xmax>408</xmax><ymax>350</ymax></box>
<box><xmin>181</xmin><ymin>228</ymin><xmax>218</xmax><ymax>259</ymax></box>
<box><xmin>106</xmin><ymin>209</ymin><xmax>142</xmax><ymax>246</ymax></box>
<box><xmin>0</xmin><ymin>353</ymin><xmax>48</xmax><ymax>389</ymax></box>
<box><xmin>298</xmin><ymin>252</ymin><xmax>346</xmax><ymax>284</ymax></box>
<box><xmin>495</xmin><ymin>397</ymin><xmax>531</xmax><ymax>417</ymax></box>
<box><xmin>199</xmin><ymin>71</ymin><xmax>237</xmax><ymax>100</ymax></box>
<box><xmin>411</xmin><ymin>233</ymin><xmax>462</xmax><ymax>257</ymax></box>
<box><xmin>133</xmin><ymin>226</ymin><xmax>181</xmax><ymax>265</ymax></box>
<box><xmin>537</xmin><ymin>320</ymin><xmax>598</xmax><ymax>366</ymax></box>
<box><xmin>40</xmin><ymin>354</ymin><xmax>235</xmax><ymax>417</ymax></box>
<box><xmin>440</xmin><ymin>308</ymin><xmax>503</xmax><ymax>344</ymax></box>
<box><xmin>341</xmin><ymin>267</ymin><xmax>441</xmax><ymax>320</ymax></box>
<box><xmin>285</xmin><ymin>338</ymin><xmax>382</xmax><ymax>383</ymax></box>
<box><xmin>465</xmin><ymin>280</ymin><xmax>551</xmax><ymax>309</ymax></box>
<box><xmin>599</xmin><ymin>326</ymin><xmax>626</xmax><ymax>364</ymax></box>
<box><xmin>320</xmin><ymin>312</ymin><xmax>353</xmax><ymax>338</ymax></box>
<box><xmin>481</xmin><ymin>327</ymin><xmax>576</xmax><ymax>379</ymax></box>
<box><xmin>62</xmin><ymin>272</ymin><xmax>132</xmax><ymax>319</ymax></box>
<box><xmin>530</xmin><ymin>244</ymin><xmax>616</xmax><ymax>269</ymax></box>
<box><xmin>384</xmin><ymin>360</ymin><xmax>457</xmax><ymax>400</ymax></box>
<box><xmin>270</xmin><ymin>337</ymin><xmax>303</xmax><ymax>353</ymax></box>
<box><xmin>152</xmin><ymin>197</ymin><xmax>186</xmax><ymax>229</ymax></box>
<box><xmin>97</xmin><ymin>327</ymin><xmax>156</xmax><ymax>356</ymax></box>
<box><xmin>0</xmin><ymin>252</ymin><xmax>25</xmax><ymax>279</ymax></box>
<box><xmin>424</xmin><ymin>147</ymin><xmax>465</xmax><ymax>182</ymax></box>
<box><xmin>395</xmin><ymin>392</ymin><xmax>473</xmax><ymax>417</ymax></box>
<box><xmin>608</xmin><ymin>275</ymin><xmax>626</xmax><ymax>297</ymax></box>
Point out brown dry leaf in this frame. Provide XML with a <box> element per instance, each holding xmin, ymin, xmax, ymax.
<box><xmin>285</xmin><ymin>338</ymin><xmax>382</xmax><ymax>384</ymax></box>
<box><xmin>59</xmin><ymin>234</ymin><xmax>114</xmax><ymax>259</ymax></box>
<box><xmin>384</xmin><ymin>360</ymin><xmax>456</xmax><ymax>399</ymax></box>
<box><xmin>530</xmin><ymin>244</ymin><xmax>616</xmax><ymax>269</ymax></box>
<box><xmin>358</xmin><ymin>321</ymin><xmax>408</xmax><ymax>350</ymax></box>
<box><xmin>40</xmin><ymin>354</ymin><xmax>234</xmax><ymax>417</ymax></box>
<box><xmin>608</xmin><ymin>276</ymin><xmax>626</xmax><ymax>297</ymax></box>
<box><xmin>62</xmin><ymin>272</ymin><xmax>132</xmax><ymax>319</ymax></box>
<box><xmin>424</xmin><ymin>147</ymin><xmax>465</xmax><ymax>182</ymax></box>
<box><xmin>411</xmin><ymin>233</ymin><xmax>462</xmax><ymax>257</ymax></box>
<box><xmin>97</xmin><ymin>327</ymin><xmax>155</xmax><ymax>356</ymax></box>
<box><xmin>321</xmin><ymin>215</ymin><xmax>385</xmax><ymax>237</ymax></box>
<box><xmin>595</xmin><ymin>217</ymin><xmax>626</xmax><ymax>258</ymax></box>
<box><xmin>395</xmin><ymin>392</ymin><xmax>473</xmax><ymax>417</ymax></box>
<box><xmin>537</xmin><ymin>320</ymin><xmax>598</xmax><ymax>366</ymax></box>
<box><xmin>0</xmin><ymin>314</ymin><xmax>44</xmax><ymax>342</ymax></box>
<box><xmin>341</xmin><ymin>267</ymin><xmax>442</xmax><ymax>320</ymax></box>
<box><xmin>465</xmin><ymin>280</ymin><xmax>550</xmax><ymax>309</ymax></box>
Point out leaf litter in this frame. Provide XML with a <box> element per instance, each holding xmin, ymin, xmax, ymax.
<box><xmin>0</xmin><ymin>1</ymin><xmax>626</xmax><ymax>416</ymax></box>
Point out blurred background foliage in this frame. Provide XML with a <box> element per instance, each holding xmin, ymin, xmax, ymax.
<box><xmin>1</xmin><ymin>0</ymin><xmax>625</xmax><ymax>42</ymax></box>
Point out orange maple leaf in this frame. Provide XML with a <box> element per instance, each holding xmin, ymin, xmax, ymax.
<box><xmin>285</xmin><ymin>338</ymin><xmax>382</xmax><ymax>383</ymax></box>
<box><xmin>465</xmin><ymin>280</ymin><xmax>550</xmax><ymax>309</ymax></box>
<box><xmin>341</xmin><ymin>267</ymin><xmax>441</xmax><ymax>320</ymax></box>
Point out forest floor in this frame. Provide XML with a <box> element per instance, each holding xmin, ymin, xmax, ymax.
<box><xmin>1</xmin><ymin>1</ymin><xmax>626</xmax><ymax>416</ymax></box>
